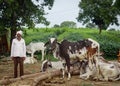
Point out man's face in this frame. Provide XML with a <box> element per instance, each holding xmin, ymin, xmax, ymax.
<box><xmin>16</xmin><ymin>33</ymin><xmax>21</xmax><ymax>38</ymax></box>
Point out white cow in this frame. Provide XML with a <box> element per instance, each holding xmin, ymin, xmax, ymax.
<box><xmin>26</xmin><ymin>42</ymin><xmax>46</xmax><ymax>61</ymax></box>
<box><xmin>80</xmin><ymin>56</ymin><xmax>120</xmax><ymax>81</ymax></box>
<box><xmin>24</xmin><ymin>56</ymin><xmax>37</xmax><ymax>64</ymax></box>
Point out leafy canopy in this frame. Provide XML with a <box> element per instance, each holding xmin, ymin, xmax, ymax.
<box><xmin>0</xmin><ymin>0</ymin><xmax>54</xmax><ymax>29</ymax></box>
<box><xmin>60</xmin><ymin>21</ymin><xmax>77</xmax><ymax>28</ymax></box>
<box><xmin>77</xmin><ymin>0</ymin><xmax>120</xmax><ymax>33</ymax></box>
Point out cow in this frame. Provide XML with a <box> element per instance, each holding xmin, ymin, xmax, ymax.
<box><xmin>26</xmin><ymin>42</ymin><xmax>46</xmax><ymax>61</ymax></box>
<box><xmin>24</xmin><ymin>56</ymin><xmax>37</xmax><ymax>64</ymax></box>
<box><xmin>40</xmin><ymin>60</ymin><xmax>64</xmax><ymax>72</ymax></box>
<box><xmin>45</xmin><ymin>38</ymin><xmax>100</xmax><ymax>80</ymax></box>
<box><xmin>80</xmin><ymin>56</ymin><xmax>120</xmax><ymax>81</ymax></box>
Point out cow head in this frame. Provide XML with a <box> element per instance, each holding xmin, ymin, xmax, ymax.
<box><xmin>41</xmin><ymin>60</ymin><xmax>52</xmax><ymax>72</ymax></box>
<box><xmin>45</xmin><ymin>38</ymin><xmax>59</xmax><ymax>51</ymax></box>
<box><xmin>84</xmin><ymin>39</ymin><xmax>92</xmax><ymax>48</ymax></box>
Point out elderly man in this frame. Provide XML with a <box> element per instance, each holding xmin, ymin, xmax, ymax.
<box><xmin>10</xmin><ymin>30</ymin><xmax>26</xmax><ymax>78</ymax></box>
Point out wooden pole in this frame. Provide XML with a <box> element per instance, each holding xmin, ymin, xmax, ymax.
<box><xmin>0</xmin><ymin>69</ymin><xmax>80</xmax><ymax>85</ymax></box>
<box><xmin>0</xmin><ymin>72</ymin><xmax>45</xmax><ymax>85</ymax></box>
<box><xmin>32</xmin><ymin>69</ymin><xmax>80</xmax><ymax>86</ymax></box>
<box><xmin>32</xmin><ymin>70</ymin><xmax>61</xmax><ymax>86</ymax></box>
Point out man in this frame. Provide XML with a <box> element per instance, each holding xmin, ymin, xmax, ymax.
<box><xmin>10</xmin><ymin>30</ymin><xmax>26</xmax><ymax>78</ymax></box>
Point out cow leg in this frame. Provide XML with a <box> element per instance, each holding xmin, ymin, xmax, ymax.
<box><xmin>41</xmin><ymin>50</ymin><xmax>44</xmax><ymax>61</ymax></box>
<box><xmin>94</xmin><ymin>57</ymin><xmax>101</xmax><ymax>80</ymax></box>
<box><xmin>68</xmin><ymin>72</ymin><xmax>71</xmax><ymax>80</ymax></box>
<box><xmin>79</xmin><ymin>61</ymin><xmax>83</xmax><ymax>75</ymax></box>
<box><xmin>31</xmin><ymin>52</ymin><xmax>34</xmax><ymax>58</ymax></box>
<box><xmin>60</xmin><ymin>68</ymin><xmax>65</xmax><ymax>79</ymax></box>
<box><xmin>113</xmin><ymin>75</ymin><xmax>120</xmax><ymax>81</ymax></box>
<box><xmin>66</xmin><ymin>59</ymin><xmax>71</xmax><ymax>80</ymax></box>
<box><xmin>80</xmin><ymin>72</ymin><xmax>90</xmax><ymax>80</ymax></box>
<box><xmin>59</xmin><ymin>61</ymin><xmax>66</xmax><ymax>79</ymax></box>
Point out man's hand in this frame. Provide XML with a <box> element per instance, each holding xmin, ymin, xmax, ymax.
<box><xmin>11</xmin><ymin>57</ymin><xmax>14</xmax><ymax>60</ymax></box>
<box><xmin>22</xmin><ymin>57</ymin><xmax>25</xmax><ymax>61</ymax></box>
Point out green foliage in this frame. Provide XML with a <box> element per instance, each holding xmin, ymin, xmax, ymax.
<box><xmin>89</xmin><ymin>31</ymin><xmax>120</xmax><ymax>59</ymax></box>
<box><xmin>34</xmin><ymin>51</ymin><xmax>58</xmax><ymax>61</ymax></box>
<box><xmin>64</xmin><ymin>32</ymin><xmax>83</xmax><ymax>41</ymax></box>
<box><xmin>114</xmin><ymin>0</ymin><xmax>120</xmax><ymax>13</ymax></box>
<box><xmin>53</xmin><ymin>24</ymin><xmax>60</xmax><ymax>28</ymax></box>
<box><xmin>100</xmin><ymin>41</ymin><xmax>119</xmax><ymax>60</ymax></box>
<box><xmin>86</xmin><ymin>23</ymin><xmax>97</xmax><ymax>28</ymax></box>
<box><xmin>77</xmin><ymin>0</ymin><xmax>119</xmax><ymax>33</ymax></box>
<box><xmin>54</xmin><ymin>28</ymin><xmax>66</xmax><ymax>36</ymax></box>
<box><xmin>60</xmin><ymin>21</ymin><xmax>77</xmax><ymax>28</ymax></box>
<box><xmin>25</xmin><ymin>29</ymin><xmax>57</xmax><ymax>44</ymax></box>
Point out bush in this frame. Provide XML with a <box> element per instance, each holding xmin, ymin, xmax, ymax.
<box><xmin>64</xmin><ymin>32</ymin><xmax>83</xmax><ymax>41</ymax></box>
<box><xmin>100</xmin><ymin>41</ymin><xmax>119</xmax><ymax>60</ymax></box>
<box><xmin>92</xmin><ymin>33</ymin><xmax>120</xmax><ymax>60</ymax></box>
<box><xmin>54</xmin><ymin>29</ymin><xmax>66</xmax><ymax>36</ymax></box>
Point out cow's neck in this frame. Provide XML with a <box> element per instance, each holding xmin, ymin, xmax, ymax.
<box><xmin>53</xmin><ymin>44</ymin><xmax>61</xmax><ymax>60</ymax></box>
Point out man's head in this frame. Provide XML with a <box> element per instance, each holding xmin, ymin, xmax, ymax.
<box><xmin>16</xmin><ymin>30</ymin><xmax>22</xmax><ymax>38</ymax></box>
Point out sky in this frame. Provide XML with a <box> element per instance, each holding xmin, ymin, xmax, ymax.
<box><xmin>35</xmin><ymin>0</ymin><xmax>85</xmax><ymax>28</ymax></box>
<box><xmin>35</xmin><ymin>0</ymin><xmax>120</xmax><ymax>30</ymax></box>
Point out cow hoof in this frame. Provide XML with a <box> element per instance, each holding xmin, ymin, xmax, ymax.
<box><xmin>60</xmin><ymin>77</ymin><xmax>64</xmax><ymax>80</ymax></box>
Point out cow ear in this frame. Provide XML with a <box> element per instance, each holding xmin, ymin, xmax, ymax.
<box><xmin>57</xmin><ymin>42</ymin><xmax>61</xmax><ymax>45</ymax></box>
<box><xmin>45</xmin><ymin>41</ymin><xmax>49</xmax><ymax>46</ymax></box>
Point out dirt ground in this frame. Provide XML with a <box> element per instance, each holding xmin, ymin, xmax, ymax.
<box><xmin>0</xmin><ymin>58</ymin><xmax>120</xmax><ymax>86</ymax></box>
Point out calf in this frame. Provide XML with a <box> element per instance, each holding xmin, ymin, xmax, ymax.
<box><xmin>45</xmin><ymin>38</ymin><xmax>100</xmax><ymax>80</ymax></box>
<box><xmin>40</xmin><ymin>60</ymin><xmax>64</xmax><ymax>72</ymax></box>
<box><xmin>24</xmin><ymin>56</ymin><xmax>37</xmax><ymax>64</ymax></box>
<box><xmin>26</xmin><ymin>42</ymin><xmax>46</xmax><ymax>61</ymax></box>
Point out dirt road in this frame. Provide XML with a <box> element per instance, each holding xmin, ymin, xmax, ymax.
<box><xmin>0</xmin><ymin>60</ymin><xmax>120</xmax><ymax>86</ymax></box>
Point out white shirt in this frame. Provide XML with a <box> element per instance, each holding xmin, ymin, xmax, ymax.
<box><xmin>11</xmin><ymin>38</ymin><xmax>26</xmax><ymax>57</ymax></box>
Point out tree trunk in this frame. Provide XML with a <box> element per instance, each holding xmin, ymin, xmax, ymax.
<box><xmin>10</xmin><ymin>29</ymin><xmax>16</xmax><ymax>48</ymax></box>
<box><xmin>33</xmin><ymin>69</ymin><xmax>80</xmax><ymax>86</ymax></box>
<box><xmin>0</xmin><ymin>69</ymin><xmax>80</xmax><ymax>86</ymax></box>
<box><xmin>98</xmin><ymin>24</ymin><xmax>102</xmax><ymax>34</ymax></box>
<box><xmin>10</xmin><ymin>6</ymin><xmax>17</xmax><ymax>49</ymax></box>
<box><xmin>2</xmin><ymin>34</ymin><xmax>8</xmax><ymax>53</ymax></box>
<box><xmin>0</xmin><ymin>72</ymin><xmax>45</xmax><ymax>85</ymax></box>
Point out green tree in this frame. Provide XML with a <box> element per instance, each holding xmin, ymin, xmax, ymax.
<box><xmin>53</xmin><ymin>24</ymin><xmax>60</xmax><ymax>28</ymax></box>
<box><xmin>114</xmin><ymin>0</ymin><xmax>120</xmax><ymax>13</ymax></box>
<box><xmin>60</xmin><ymin>21</ymin><xmax>77</xmax><ymax>28</ymax></box>
<box><xmin>77</xmin><ymin>0</ymin><xmax>119</xmax><ymax>34</ymax></box>
<box><xmin>0</xmin><ymin>0</ymin><xmax>54</xmax><ymax>44</ymax></box>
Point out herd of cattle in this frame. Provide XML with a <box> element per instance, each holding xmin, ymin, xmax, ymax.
<box><xmin>25</xmin><ymin>38</ymin><xmax>120</xmax><ymax>81</ymax></box>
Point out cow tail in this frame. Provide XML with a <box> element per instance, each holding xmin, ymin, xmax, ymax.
<box><xmin>97</xmin><ymin>43</ymin><xmax>100</xmax><ymax>57</ymax></box>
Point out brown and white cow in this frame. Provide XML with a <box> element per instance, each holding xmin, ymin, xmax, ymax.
<box><xmin>45</xmin><ymin>38</ymin><xmax>100</xmax><ymax>80</ymax></box>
